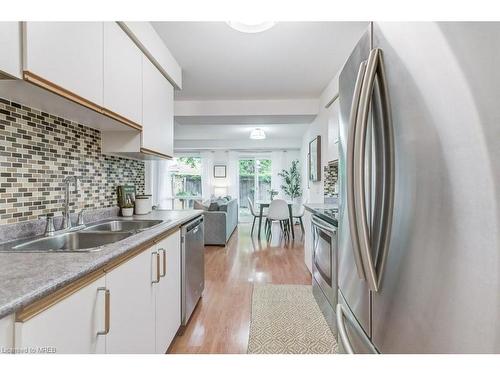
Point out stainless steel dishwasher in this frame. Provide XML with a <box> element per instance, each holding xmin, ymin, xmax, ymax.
<box><xmin>180</xmin><ymin>215</ymin><xmax>205</xmax><ymax>327</ymax></box>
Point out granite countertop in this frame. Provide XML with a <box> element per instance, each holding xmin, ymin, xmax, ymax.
<box><xmin>0</xmin><ymin>209</ymin><xmax>203</xmax><ymax>319</ymax></box>
<box><xmin>304</xmin><ymin>203</ymin><xmax>339</xmax><ymax>227</ymax></box>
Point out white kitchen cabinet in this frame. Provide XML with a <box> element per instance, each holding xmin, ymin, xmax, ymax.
<box><xmin>155</xmin><ymin>230</ymin><xmax>181</xmax><ymax>353</ymax></box>
<box><xmin>142</xmin><ymin>55</ymin><xmax>174</xmax><ymax>157</ymax></box>
<box><xmin>0</xmin><ymin>22</ymin><xmax>21</xmax><ymax>78</ymax></box>
<box><xmin>119</xmin><ymin>22</ymin><xmax>182</xmax><ymax>89</ymax></box>
<box><xmin>103</xmin><ymin>22</ymin><xmax>143</xmax><ymax>125</ymax></box>
<box><xmin>327</xmin><ymin>99</ymin><xmax>340</xmax><ymax>162</ymax></box>
<box><xmin>105</xmin><ymin>248</ymin><xmax>156</xmax><ymax>354</ymax></box>
<box><xmin>8</xmin><ymin>228</ymin><xmax>182</xmax><ymax>354</ymax></box>
<box><xmin>14</xmin><ymin>276</ymin><xmax>106</xmax><ymax>354</ymax></box>
<box><xmin>23</xmin><ymin>22</ymin><xmax>104</xmax><ymax>106</ymax></box>
<box><xmin>0</xmin><ymin>314</ymin><xmax>14</xmax><ymax>352</ymax></box>
<box><xmin>303</xmin><ymin>210</ymin><xmax>313</xmax><ymax>273</ymax></box>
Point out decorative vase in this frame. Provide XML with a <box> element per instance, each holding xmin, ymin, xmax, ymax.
<box><xmin>121</xmin><ymin>207</ymin><xmax>134</xmax><ymax>217</ymax></box>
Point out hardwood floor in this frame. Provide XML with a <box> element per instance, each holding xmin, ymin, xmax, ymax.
<box><xmin>168</xmin><ymin>222</ymin><xmax>311</xmax><ymax>354</ymax></box>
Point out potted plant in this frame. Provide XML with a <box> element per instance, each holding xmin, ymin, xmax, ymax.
<box><xmin>121</xmin><ymin>202</ymin><xmax>134</xmax><ymax>217</ymax></box>
<box><xmin>278</xmin><ymin>160</ymin><xmax>302</xmax><ymax>202</ymax></box>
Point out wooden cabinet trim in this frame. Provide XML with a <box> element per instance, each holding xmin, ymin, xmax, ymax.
<box><xmin>15</xmin><ymin>268</ymin><xmax>105</xmax><ymax>323</ymax></box>
<box><xmin>140</xmin><ymin>147</ymin><xmax>172</xmax><ymax>160</ymax></box>
<box><xmin>102</xmin><ymin>108</ymin><xmax>142</xmax><ymax>131</ymax></box>
<box><xmin>23</xmin><ymin>70</ymin><xmax>142</xmax><ymax>132</ymax></box>
<box><xmin>15</xmin><ymin>225</ymin><xmax>182</xmax><ymax>323</ymax></box>
<box><xmin>24</xmin><ymin>70</ymin><xmax>102</xmax><ymax>113</ymax></box>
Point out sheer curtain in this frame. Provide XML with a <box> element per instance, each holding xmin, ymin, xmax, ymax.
<box><xmin>227</xmin><ymin>151</ymin><xmax>239</xmax><ymax>203</ymax></box>
<box><xmin>271</xmin><ymin>150</ymin><xmax>284</xmax><ymax>198</ymax></box>
<box><xmin>200</xmin><ymin>151</ymin><xmax>214</xmax><ymax>200</ymax></box>
<box><xmin>145</xmin><ymin>160</ymin><xmax>173</xmax><ymax>209</ymax></box>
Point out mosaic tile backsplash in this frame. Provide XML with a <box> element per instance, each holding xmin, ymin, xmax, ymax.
<box><xmin>324</xmin><ymin>160</ymin><xmax>338</xmax><ymax>197</ymax></box>
<box><xmin>0</xmin><ymin>97</ymin><xmax>144</xmax><ymax>225</ymax></box>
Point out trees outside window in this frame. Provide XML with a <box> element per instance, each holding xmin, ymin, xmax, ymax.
<box><xmin>169</xmin><ymin>157</ymin><xmax>202</xmax><ymax>208</ymax></box>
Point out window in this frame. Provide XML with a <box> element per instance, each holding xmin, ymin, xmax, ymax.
<box><xmin>239</xmin><ymin>158</ymin><xmax>272</xmax><ymax>221</ymax></box>
<box><xmin>168</xmin><ymin>157</ymin><xmax>202</xmax><ymax>209</ymax></box>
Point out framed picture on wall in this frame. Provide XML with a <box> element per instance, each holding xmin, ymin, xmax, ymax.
<box><xmin>214</xmin><ymin>165</ymin><xmax>227</xmax><ymax>178</ymax></box>
<box><xmin>309</xmin><ymin>136</ymin><xmax>321</xmax><ymax>182</ymax></box>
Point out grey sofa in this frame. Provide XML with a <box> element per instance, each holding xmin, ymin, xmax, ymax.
<box><xmin>199</xmin><ymin>198</ymin><xmax>238</xmax><ymax>245</ymax></box>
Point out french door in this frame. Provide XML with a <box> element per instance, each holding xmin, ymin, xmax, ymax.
<box><xmin>238</xmin><ymin>158</ymin><xmax>272</xmax><ymax>220</ymax></box>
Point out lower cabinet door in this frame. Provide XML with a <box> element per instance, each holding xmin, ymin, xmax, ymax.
<box><xmin>155</xmin><ymin>230</ymin><xmax>181</xmax><ymax>353</ymax></box>
<box><xmin>105</xmin><ymin>248</ymin><xmax>156</xmax><ymax>353</ymax></box>
<box><xmin>14</xmin><ymin>276</ymin><xmax>106</xmax><ymax>354</ymax></box>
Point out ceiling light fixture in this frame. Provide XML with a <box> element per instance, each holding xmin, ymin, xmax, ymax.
<box><xmin>250</xmin><ymin>128</ymin><xmax>266</xmax><ymax>140</ymax></box>
<box><xmin>227</xmin><ymin>21</ymin><xmax>276</xmax><ymax>34</ymax></box>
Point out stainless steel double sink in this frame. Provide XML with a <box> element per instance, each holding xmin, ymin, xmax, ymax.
<box><xmin>0</xmin><ymin>219</ymin><xmax>165</xmax><ymax>253</ymax></box>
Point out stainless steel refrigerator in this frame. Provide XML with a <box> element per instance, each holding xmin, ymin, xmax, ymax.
<box><xmin>337</xmin><ymin>22</ymin><xmax>500</xmax><ymax>353</ymax></box>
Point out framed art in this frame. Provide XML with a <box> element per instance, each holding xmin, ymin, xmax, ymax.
<box><xmin>309</xmin><ymin>136</ymin><xmax>321</xmax><ymax>182</ymax></box>
<box><xmin>214</xmin><ymin>165</ymin><xmax>227</xmax><ymax>178</ymax></box>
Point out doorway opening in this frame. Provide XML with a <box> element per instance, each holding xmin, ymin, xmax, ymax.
<box><xmin>238</xmin><ymin>158</ymin><xmax>272</xmax><ymax>222</ymax></box>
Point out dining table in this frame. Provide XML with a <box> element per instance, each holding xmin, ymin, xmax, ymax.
<box><xmin>255</xmin><ymin>200</ymin><xmax>295</xmax><ymax>240</ymax></box>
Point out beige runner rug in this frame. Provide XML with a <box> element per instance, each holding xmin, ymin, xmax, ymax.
<box><xmin>248</xmin><ymin>284</ymin><xmax>337</xmax><ymax>354</ymax></box>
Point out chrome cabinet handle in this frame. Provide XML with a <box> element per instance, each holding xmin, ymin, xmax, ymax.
<box><xmin>159</xmin><ymin>248</ymin><xmax>166</xmax><ymax>277</ymax></box>
<box><xmin>152</xmin><ymin>251</ymin><xmax>160</xmax><ymax>284</ymax></box>
<box><xmin>347</xmin><ymin>60</ymin><xmax>368</xmax><ymax>280</ymax></box>
<box><xmin>97</xmin><ymin>287</ymin><xmax>110</xmax><ymax>335</ymax></box>
<box><xmin>336</xmin><ymin>303</ymin><xmax>354</xmax><ymax>354</ymax></box>
<box><xmin>353</xmin><ymin>48</ymin><xmax>395</xmax><ymax>293</ymax></box>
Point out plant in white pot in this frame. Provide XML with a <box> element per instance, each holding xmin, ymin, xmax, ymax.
<box><xmin>278</xmin><ymin>160</ymin><xmax>302</xmax><ymax>203</ymax></box>
<box><xmin>121</xmin><ymin>202</ymin><xmax>134</xmax><ymax>217</ymax></box>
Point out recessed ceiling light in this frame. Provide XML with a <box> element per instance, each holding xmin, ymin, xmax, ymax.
<box><xmin>250</xmin><ymin>128</ymin><xmax>266</xmax><ymax>140</ymax></box>
<box><xmin>227</xmin><ymin>21</ymin><xmax>276</xmax><ymax>34</ymax></box>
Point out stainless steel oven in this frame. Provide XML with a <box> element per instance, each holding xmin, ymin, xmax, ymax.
<box><xmin>311</xmin><ymin>214</ymin><xmax>338</xmax><ymax>333</ymax></box>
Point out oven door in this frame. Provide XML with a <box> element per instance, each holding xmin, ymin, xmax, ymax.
<box><xmin>312</xmin><ymin>215</ymin><xmax>337</xmax><ymax>308</ymax></box>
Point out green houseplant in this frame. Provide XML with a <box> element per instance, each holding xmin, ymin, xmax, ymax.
<box><xmin>121</xmin><ymin>202</ymin><xmax>134</xmax><ymax>217</ymax></box>
<box><xmin>278</xmin><ymin>160</ymin><xmax>302</xmax><ymax>201</ymax></box>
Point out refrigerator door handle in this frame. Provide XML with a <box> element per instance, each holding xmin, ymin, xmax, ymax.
<box><xmin>373</xmin><ymin>49</ymin><xmax>395</xmax><ymax>292</ymax></box>
<box><xmin>354</xmin><ymin>48</ymin><xmax>395</xmax><ymax>293</ymax></box>
<box><xmin>336</xmin><ymin>303</ymin><xmax>354</xmax><ymax>354</ymax></box>
<box><xmin>347</xmin><ymin>60</ymin><xmax>368</xmax><ymax>280</ymax></box>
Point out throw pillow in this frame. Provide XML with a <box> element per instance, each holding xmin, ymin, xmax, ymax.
<box><xmin>193</xmin><ymin>200</ymin><xmax>208</xmax><ymax>210</ymax></box>
<box><xmin>208</xmin><ymin>201</ymin><xmax>219</xmax><ymax>211</ymax></box>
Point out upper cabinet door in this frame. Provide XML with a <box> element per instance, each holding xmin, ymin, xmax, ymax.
<box><xmin>142</xmin><ymin>56</ymin><xmax>174</xmax><ymax>157</ymax></box>
<box><xmin>103</xmin><ymin>22</ymin><xmax>142</xmax><ymax>125</ymax></box>
<box><xmin>0</xmin><ymin>22</ymin><xmax>21</xmax><ymax>78</ymax></box>
<box><xmin>23</xmin><ymin>22</ymin><xmax>104</xmax><ymax>106</ymax></box>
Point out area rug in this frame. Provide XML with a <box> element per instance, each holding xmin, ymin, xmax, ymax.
<box><xmin>248</xmin><ymin>284</ymin><xmax>337</xmax><ymax>354</ymax></box>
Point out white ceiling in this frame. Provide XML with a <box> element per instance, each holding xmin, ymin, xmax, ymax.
<box><xmin>152</xmin><ymin>21</ymin><xmax>368</xmax><ymax>100</ymax></box>
<box><xmin>174</xmin><ymin>123</ymin><xmax>307</xmax><ymax>151</ymax></box>
<box><xmin>175</xmin><ymin>123</ymin><xmax>308</xmax><ymax>140</ymax></box>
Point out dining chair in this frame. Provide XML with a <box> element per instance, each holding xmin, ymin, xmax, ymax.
<box><xmin>265</xmin><ymin>199</ymin><xmax>290</xmax><ymax>240</ymax></box>
<box><xmin>292</xmin><ymin>199</ymin><xmax>307</xmax><ymax>235</ymax></box>
<box><xmin>247</xmin><ymin>196</ymin><xmax>260</xmax><ymax>236</ymax></box>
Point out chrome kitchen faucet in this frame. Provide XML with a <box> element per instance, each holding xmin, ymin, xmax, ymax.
<box><xmin>62</xmin><ymin>176</ymin><xmax>79</xmax><ymax>230</ymax></box>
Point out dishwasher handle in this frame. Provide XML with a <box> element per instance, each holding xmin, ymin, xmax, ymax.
<box><xmin>185</xmin><ymin>216</ymin><xmax>204</xmax><ymax>233</ymax></box>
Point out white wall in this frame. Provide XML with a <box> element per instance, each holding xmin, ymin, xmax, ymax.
<box><xmin>300</xmin><ymin>71</ymin><xmax>340</xmax><ymax>204</ymax></box>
